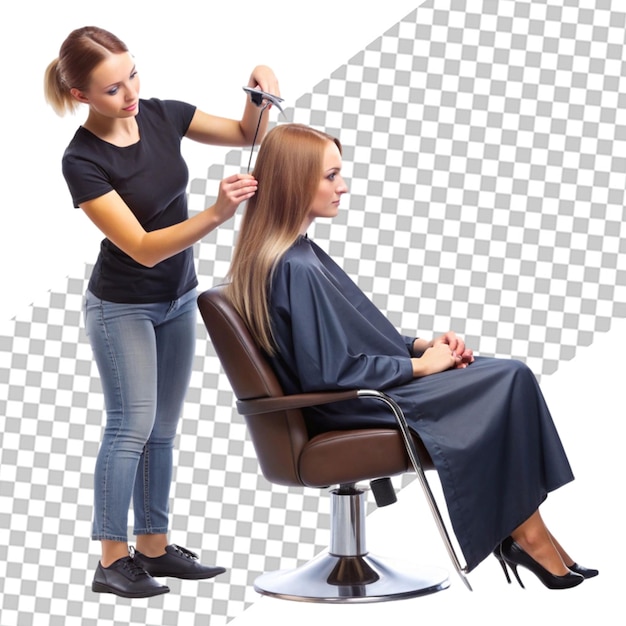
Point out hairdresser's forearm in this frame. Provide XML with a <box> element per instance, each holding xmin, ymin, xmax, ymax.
<box><xmin>135</xmin><ymin>205</ymin><xmax>227</xmax><ymax>267</ymax></box>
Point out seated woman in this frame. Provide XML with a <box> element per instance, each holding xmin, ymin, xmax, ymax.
<box><xmin>225</xmin><ymin>123</ymin><xmax>597</xmax><ymax>589</ymax></box>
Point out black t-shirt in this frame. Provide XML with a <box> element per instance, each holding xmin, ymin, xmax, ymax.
<box><xmin>62</xmin><ymin>98</ymin><xmax>198</xmax><ymax>303</ymax></box>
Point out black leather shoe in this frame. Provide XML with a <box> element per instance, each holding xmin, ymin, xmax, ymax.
<box><xmin>133</xmin><ymin>544</ymin><xmax>226</xmax><ymax>580</ymax></box>
<box><xmin>92</xmin><ymin>557</ymin><xmax>170</xmax><ymax>598</ymax></box>
<box><xmin>569</xmin><ymin>562</ymin><xmax>599</xmax><ymax>579</ymax></box>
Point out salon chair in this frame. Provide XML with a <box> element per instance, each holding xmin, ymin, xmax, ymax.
<box><xmin>197</xmin><ymin>286</ymin><xmax>471</xmax><ymax>602</ymax></box>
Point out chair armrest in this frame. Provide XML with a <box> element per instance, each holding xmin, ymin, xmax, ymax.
<box><xmin>236</xmin><ymin>389</ymin><xmax>359</xmax><ymax>416</ymax></box>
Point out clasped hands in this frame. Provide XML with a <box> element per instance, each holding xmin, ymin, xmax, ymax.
<box><xmin>411</xmin><ymin>331</ymin><xmax>475</xmax><ymax>378</ymax></box>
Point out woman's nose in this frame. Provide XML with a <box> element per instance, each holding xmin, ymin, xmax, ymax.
<box><xmin>125</xmin><ymin>83</ymin><xmax>138</xmax><ymax>100</ymax></box>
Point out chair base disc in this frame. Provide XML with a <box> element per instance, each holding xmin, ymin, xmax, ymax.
<box><xmin>254</xmin><ymin>550</ymin><xmax>449</xmax><ymax>603</ymax></box>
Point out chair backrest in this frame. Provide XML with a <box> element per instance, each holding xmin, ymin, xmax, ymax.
<box><xmin>197</xmin><ymin>285</ymin><xmax>309</xmax><ymax>486</ymax></box>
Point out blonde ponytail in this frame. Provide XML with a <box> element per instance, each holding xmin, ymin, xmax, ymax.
<box><xmin>43</xmin><ymin>58</ymin><xmax>77</xmax><ymax>116</ymax></box>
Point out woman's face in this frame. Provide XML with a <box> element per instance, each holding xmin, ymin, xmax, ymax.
<box><xmin>303</xmin><ymin>141</ymin><xmax>349</xmax><ymax>231</ymax></box>
<box><xmin>71</xmin><ymin>52</ymin><xmax>140</xmax><ymax>119</ymax></box>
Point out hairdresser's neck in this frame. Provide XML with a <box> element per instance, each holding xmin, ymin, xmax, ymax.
<box><xmin>83</xmin><ymin>111</ymin><xmax>139</xmax><ymax>147</ymax></box>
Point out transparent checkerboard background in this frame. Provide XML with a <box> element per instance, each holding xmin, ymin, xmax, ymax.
<box><xmin>1</xmin><ymin>1</ymin><xmax>625</xmax><ymax>624</ymax></box>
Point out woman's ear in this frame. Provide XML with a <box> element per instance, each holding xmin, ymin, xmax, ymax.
<box><xmin>70</xmin><ymin>88</ymin><xmax>90</xmax><ymax>104</ymax></box>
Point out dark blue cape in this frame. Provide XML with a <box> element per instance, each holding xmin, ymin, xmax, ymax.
<box><xmin>268</xmin><ymin>237</ymin><xmax>574</xmax><ymax>571</ymax></box>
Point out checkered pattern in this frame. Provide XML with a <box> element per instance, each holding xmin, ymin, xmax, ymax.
<box><xmin>2</xmin><ymin>1</ymin><xmax>625</xmax><ymax>624</ymax></box>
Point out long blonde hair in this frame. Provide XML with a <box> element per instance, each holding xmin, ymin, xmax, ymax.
<box><xmin>226</xmin><ymin>123</ymin><xmax>342</xmax><ymax>354</ymax></box>
<box><xmin>44</xmin><ymin>26</ymin><xmax>128</xmax><ymax>116</ymax></box>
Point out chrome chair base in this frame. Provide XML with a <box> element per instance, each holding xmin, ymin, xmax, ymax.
<box><xmin>254</xmin><ymin>550</ymin><xmax>449</xmax><ymax>603</ymax></box>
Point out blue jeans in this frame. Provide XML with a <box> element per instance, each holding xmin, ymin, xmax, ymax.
<box><xmin>83</xmin><ymin>288</ymin><xmax>197</xmax><ymax>541</ymax></box>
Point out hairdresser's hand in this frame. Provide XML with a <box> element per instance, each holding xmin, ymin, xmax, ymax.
<box><xmin>247</xmin><ymin>65</ymin><xmax>280</xmax><ymax>97</ymax></box>
<box><xmin>211</xmin><ymin>173</ymin><xmax>258</xmax><ymax>225</ymax></box>
<box><xmin>432</xmin><ymin>331</ymin><xmax>474</xmax><ymax>368</ymax></box>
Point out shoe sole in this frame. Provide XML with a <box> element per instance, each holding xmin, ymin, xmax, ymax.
<box><xmin>138</xmin><ymin>566</ymin><xmax>226</xmax><ymax>580</ymax></box>
<box><xmin>92</xmin><ymin>581</ymin><xmax>170</xmax><ymax>598</ymax></box>
<box><xmin>143</xmin><ymin>571</ymin><xmax>225</xmax><ymax>580</ymax></box>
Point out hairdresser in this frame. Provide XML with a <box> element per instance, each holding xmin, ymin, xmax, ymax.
<box><xmin>45</xmin><ymin>25</ymin><xmax>279</xmax><ymax>598</ymax></box>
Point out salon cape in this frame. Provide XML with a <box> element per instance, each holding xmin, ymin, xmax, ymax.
<box><xmin>266</xmin><ymin>236</ymin><xmax>574</xmax><ymax>571</ymax></box>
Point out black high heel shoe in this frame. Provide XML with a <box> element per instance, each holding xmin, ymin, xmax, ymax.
<box><xmin>499</xmin><ymin>536</ymin><xmax>584</xmax><ymax>590</ymax></box>
<box><xmin>493</xmin><ymin>544</ymin><xmax>511</xmax><ymax>584</ymax></box>
<box><xmin>568</xmin><ymin>562</ymin><xmax>599</xmax><ymax>579</ymax></box>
